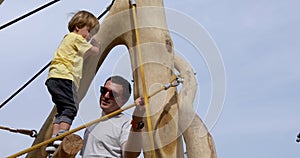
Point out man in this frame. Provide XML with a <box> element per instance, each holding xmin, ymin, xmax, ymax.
<box><xmin>80</xmin><ymin>76</ymin><xmax>144</xmax><ymax>158</ymax></box>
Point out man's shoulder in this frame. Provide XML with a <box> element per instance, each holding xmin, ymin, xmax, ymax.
<box><xmin>118</xmin><ymin>113</ymin><xmax>130</xmax><ymax>118</ymax></box>
<box><xmin>115</xmin><ymin>113</ymin><xmax>130</xmax><ymax>122</ymax></box>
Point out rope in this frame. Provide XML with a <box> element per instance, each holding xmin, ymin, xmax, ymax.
<box><xmin>0</xmin><ymin>0</ymin><xmax>61</xmax><ymax>31</ymax></box>
<box><xmin>130</xmin><ymin>1</ymin><xmax>156</xmax><ymax>157</ymax></box>
<box><xmin>0</xmin><ymin>0</ymin><xmax>60</xmax><ymax>108</ymax></box>
<box><xmin>7</xmin><ymin>76</ymin><xmax>180</xmax><ymax>157</ymax></box>
<box><xmin>97</xmin><ymin>0</ymin><xmax>115</xmax><ymax>20</ymax></box>
<box><xmin>0</xmin><ymin>125</ymin><xmax>38</xmax><ymax>138</ymax></box>
<box><xmin>0</xmin><ymin>0</ymin><xmax>115</xmax><ymax>110</ymax></box>
<box><xmin>0</xmin><ymin>61</ymin><xmax>51</xmax><ymax>109</ymax></box>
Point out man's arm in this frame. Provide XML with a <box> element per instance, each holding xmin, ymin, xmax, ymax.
<box><xmin>123</xmin><ymin>98</ymin><xmax>145</xmax><ymax>158</ymax></box>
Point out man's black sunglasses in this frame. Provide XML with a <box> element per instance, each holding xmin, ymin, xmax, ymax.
<box><xmin>100</xmin><ymin>86</ymin><xmax>118</xmax><ymax>98</ymax></box>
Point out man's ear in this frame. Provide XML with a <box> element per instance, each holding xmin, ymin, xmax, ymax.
<box><xmin>119</xmin><ymin>97</ymin><xmax>127</xmax><ymax>107</ymax></box>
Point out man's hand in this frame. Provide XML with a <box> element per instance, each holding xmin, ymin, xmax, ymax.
<box><xmin>134</xmin><ymin>97</ymin><xmax>144</xmax><ymax>106</ymax></box>
<box><xmin>133</xmin><ymin>97</ymin><xmax>145</xmax><ymax>117</ymax></box>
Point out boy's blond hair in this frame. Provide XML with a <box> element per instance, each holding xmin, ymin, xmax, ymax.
<box><xmin>68</xmin><ymin>10</ymin><xmax>99</xmax><ymax>34</ymax></box>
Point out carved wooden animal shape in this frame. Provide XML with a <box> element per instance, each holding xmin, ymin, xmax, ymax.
<box><xmin>86</xmin><ymin>0</ymin><xmax>217</xmax><ymax>157</ymax></box>
<box><xmin>26</xmin><ymin>0</ymin><xmax>217</xmax><ymax>157</ymax></box>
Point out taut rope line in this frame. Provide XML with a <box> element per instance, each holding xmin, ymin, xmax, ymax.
<box><xmin>130</xmin><ymin>0</ymin><xmax>157</xmax><ymax>157</ymax></box>
<box><xmin>0</xmin><ymin>0</ymin><xmax>61</xmax><ymax>31</ymax></box>
<box><xmin>0</xmin><ymin>125</ymin><xmax>38</xmax><ymax>138</ymax></box>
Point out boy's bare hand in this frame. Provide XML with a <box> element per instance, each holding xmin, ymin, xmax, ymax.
<box><xmin>91</xmin><ymin>39</ymin><xmax>100</xmax><ymax>48</ymax></box>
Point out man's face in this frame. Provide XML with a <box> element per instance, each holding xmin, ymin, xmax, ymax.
<box><xmin>99</xmin><ymin>80</ymin><xmax>126</xmax><ymax>114</ymax></box>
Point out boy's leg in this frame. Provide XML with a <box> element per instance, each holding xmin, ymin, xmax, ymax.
<box><xmin>46</xmin><ymin>123</ymin><xmax>60</xmax><ymax>153</ymax></box>
<box><xmin>45</xmin><ymin>79</ymin><xmax>76</xmax><ymax>154</ymax></box>
<box><xmin>52</xmin><ymin>123</ymin><xmax>60</xmax><ymax>136</ymax></box>
<box><xmin>45</xmin><ymin>79</ymin><xmax>77</xmax><ymax>148</ymax></box>
<box><xmin>52</xmin><ymin>122</ymin><xmax>70</xmax><ymax>147</ymax></box>
<box><xmin>59</xmin><ymin>122</ymin><xmax>71</xmax><ymax>131</ymax></box>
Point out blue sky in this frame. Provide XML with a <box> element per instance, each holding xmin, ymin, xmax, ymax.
<box><xmin>0</xmin><ymin>0</ymin><xmax>300</xmax><ymax>157</ymax></box>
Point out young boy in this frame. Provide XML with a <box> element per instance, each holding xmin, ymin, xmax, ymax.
<box><xmin>45</xmin><ymin>10</ymin><xmax>100</xmax><ymax>153</ymax></box>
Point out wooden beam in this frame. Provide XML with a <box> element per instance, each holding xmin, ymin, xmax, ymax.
<box><xmin>52</xmin><ymin>134</ymin><xmax>83</xmax><ymax>158</ymax></box>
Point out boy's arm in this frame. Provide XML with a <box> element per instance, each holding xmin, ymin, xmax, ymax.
<box><xmin>85</xmin><ymin>39</ymin><xmax>100</xmax><ymax>57</ymax></box>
